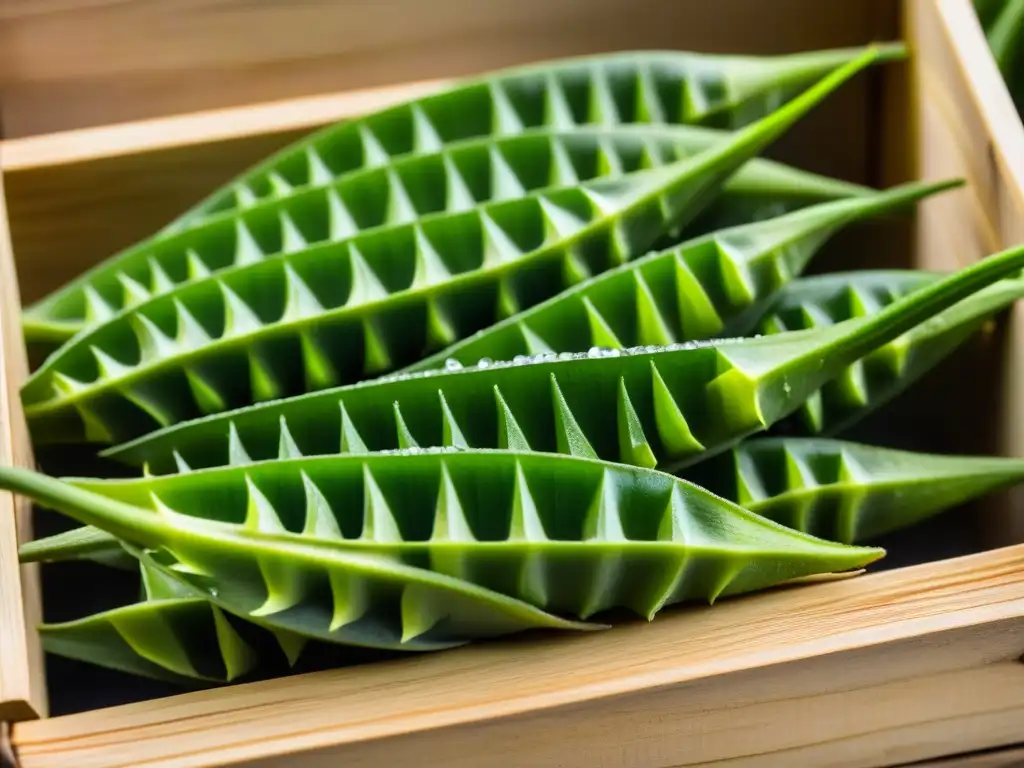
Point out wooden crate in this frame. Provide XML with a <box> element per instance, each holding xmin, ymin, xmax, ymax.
<box><xmin>0</xmin><ymin>155</ymin><xmax>46</xmax><ymax>727</ymax></box>
<box><xmin>2</xmin><ymin>0</ymin><xmax>1024</xmax><ymax>766</ymax></box>
<box><xmin>936</xmin><ymin>0</ymin><xmax>1024</xmax><ymax>547</ymax></box>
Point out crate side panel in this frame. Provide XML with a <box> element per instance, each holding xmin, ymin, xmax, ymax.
<box><xmin>20</xmin><ymin>634</ymin><xmax>1024</xmax><ymax>768</ymax></box>
<box><xmin>907</xmin><ymin>0</ymin><xmax>1024</xmax><ymax>547</ymax></box>
<box><xmin>0</xmin><ymin>160</ymin><xmax>45</xmax><ymax>722</ymax></box>
<box><xmin>934</xmin><ymin>0</ymin><xmax>1024</xmax><ymax>549</ymax></box>
<box><xmin>2</xmin><ymin>0</ymin><xmax>899</xmax><ymax>136</ymax></box>
<box><xmin>241</xmin><ymin>650</ymin><xmax>1024</xmax><ymax>768</ymax></box>
<box><xmin>12</xmin><ymin>544</ymin><xmax>1024</xmax><ymax>768</ymax></box>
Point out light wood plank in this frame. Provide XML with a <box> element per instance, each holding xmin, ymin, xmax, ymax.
<box><xmin>12</xmin><ymin>545</ymin><xmax>1024</xmax><ymax>768</ymax></box>
<box><xmin>909</xmin><ymin>0</ymin><xmax>1024</xmax><ymax>547</ymax></box>
<box><xmin>0</xmin><ymin>152</ymin><xmax>45</xmax><ymax>723</ymax></box>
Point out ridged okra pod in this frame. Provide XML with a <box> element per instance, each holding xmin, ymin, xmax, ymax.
<box><xmin>39</xmin><ymin>562</ymin><xmax>260</xmax><ymax>685</ymax></box>
<box><xmin>403</xmin><ymin>181</ymin><xmax>957</xmax><ymax>373</ymax></box>
<box><xmin>1</xmin><ymin>449</ymin><xmax>881</xmax><ymax>650</ymax></box>
<box><xmin>19</xmin><ymin>125</ymin><xmax>867</xmax><ymax>346</ymax></box>
<box><xmin>684</xmin><ymin>437</ymin><xmax>1024</xmax><ymax>543</ymax></box>
<box><xmin>756</xmin><ymin>269</ymin><xmax>1024</xmax><ymax>436</ymax></box>
<box><xmin>21</xmin><ymin>44</ymin><xmax>901</xmax><ymax>342</ymax></box>
<box><xmin>104</xmin><ymin>243</ymin><xmax>1024</xmax><ymax>476</ymax></box>
<box><xmin>975</xmin><ymin>0</ymin><xmax>1024</xmax><ymax>110</ymax></box>
<box><xmin>23</xmin><ymin>51</ymin><xmax>887</xmax><ymax>445</ymax></box>
<box><xmin>45</xmin><ymin>435</ymin><xmax>1024</xmax><ymax>565</ymax></box>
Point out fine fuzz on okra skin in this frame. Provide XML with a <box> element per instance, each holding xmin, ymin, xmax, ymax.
<box><xmin>2</xmin><ymin>449</ymin><xmax>882</xmax><ymax>650</ymax></box>
<box><xmin>105</xmin><ymin>242</ymin><xmax>1024</xmax><ymax>477</ymax></box>
<box><xmin>39</xmin><ymin>561</ymin><xmax>260</xmax><ymax>685</ymax></box>
<box><xmin>684</xmin><ymin>437</ymin><xmax>1024</xmax><ymax>544</ymax></box>
<box><xmin>403</xmin><ymin>180</ymin><xmax>959</xmax><ymax>373</ymax></box>
<box><xmin>22</xmin><ymin>51</ymin><xmax>888</xmax><ymax>447</ymax></box>
<box><xmin>18</xmin><ymin>125</ymin><xmax>868</xmax><ymax>347</ymax></box>
<box><xmin>757</xmin><ymin>269</ymin><xmax>1024</xmax><ymax>437</ymax></box>
<box><xmin>19</xmin><ymin>43</ymin><xmax>902</xmax><ymax>341</ymax></box>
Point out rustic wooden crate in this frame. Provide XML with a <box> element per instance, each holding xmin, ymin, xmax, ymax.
<box><xmin>0</xmin><ymin>157</ymin><xmax>46</xmax><ymax>728</ymax></box>
<box><xmin>1</xmin><ymin>0</ymin><xmax>1024</xmax><ymax>766</ymax></box>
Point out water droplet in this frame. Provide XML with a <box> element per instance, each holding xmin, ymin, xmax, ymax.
<box><xmin>209</xmin><ymin>588</ymin><xmax>219</xmax><ymax>597</ymax></box>
<box><xmin>587</xmin><ymin>346</ymin><xmax>604</xmax><ymax>358</ymax></box>
<box><xmin>477</xmin><ymin>357</ymin><xmax>493</xmax><ymax>369</ymax></box>
<box><xmin>444</xmin><ymin>358</ymin><xmax>463</xmax><ymax>371</ymax></box>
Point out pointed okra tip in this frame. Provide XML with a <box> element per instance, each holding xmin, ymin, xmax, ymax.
<box><xmin>868</xmin><ymin>41</ymin><xmax>908</xmax><ymax>63</ymax></box>
<box><xmin>19</xmin><ymin>525</ymin><xmax>111</xmax><ymax>560</ymax></box>
<box><xmin>769</xmin><ymin>519</ymin><xmax>887</xmax><ymax>571</ymax></box>
<box><xmin>710</xmin><ymin>494</ymin><xmax>887</xmax><ymax>603</ymax></box>
<box><xmin>798</xmin><ymin>41</ymin><xmax>907</xmax><ymax>70</ymax></box>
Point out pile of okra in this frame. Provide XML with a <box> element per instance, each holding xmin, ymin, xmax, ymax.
<box><xmin>7</xmin><ymin>43</ymin><xmax>1024</xmax><ymax>688</ymax></box>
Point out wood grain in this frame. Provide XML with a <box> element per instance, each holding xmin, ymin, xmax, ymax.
<box><xmin>902</xmin><ymin>744</ymin><xmax>1024</xmax><ymax>767</ymax></box>
<box><xmin>0</xmin><ymin>156</ymin><xmax>45</xmax><ymax>723</ymax></box>
<box><xmin>11</xmin><ymin>544</ymin><xmax>1024</xmax><ymax>768</ymax></box>
<box><xmin>916</xmin><ymin>0</ymin><xmax>1024</xmax><ymax>549</ymax></box>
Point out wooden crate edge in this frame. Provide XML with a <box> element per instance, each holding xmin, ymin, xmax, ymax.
<box><xmin>918</xmin><ymin>0</ymin><xmax>1024</xmax><ymax>547</ymax></box>
<box><xmin>0</xmin><ymin>155</ymin><xmax>46</xmax><ymax>723</ymax></box>
<box><xmin>11</xmin><ymin>543</ymin><xmax>1024</xmax><ymax>768</ymax></box>
<box><xmin>0</xmin><ymin>77</ymin><xmax>449</xmax><ymax>173</ymax></box>
<box><xmin>936</xmin><ymin>0</ymin><xmax>1024</xmax><ymax>246</ymax></box>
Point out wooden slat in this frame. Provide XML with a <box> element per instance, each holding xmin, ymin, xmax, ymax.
<box><xmin>11</xmin><ymin>544</ymin><xmax>1024</xmax><ymax>768</ymax></box>
<box><xmin>910</xmin><ymin>0</ymin><xmax>1024</xmax><ymax>548</ymax></box>
<box><xmin>902</xmin><ymin>744</ymin><xmax>1024</xmax><ymax>767</ymax></box>
<box><xmin>0</xmin><ymin>150</ymin><xmax>45</xmax><ymax>723</ymax></box>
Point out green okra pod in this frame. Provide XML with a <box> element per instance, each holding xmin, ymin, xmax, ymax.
<box><xmin>102</xmin><ymin>243</ymin><xmax>1024</xmax><ymax>477</ymax></box>
<box><xmin>23</xmin><ymin>45</ymin><xmax>900</xmax><ymax>344</ymax></box>
<box><xmin>39</xmin><ymin>562</ymin><xmax>259</xmax><ymax>685</ymax></box>
<box><xmin>756</xmin><ymin>268</ymin><xmax>1024</xmax><ymax>436</ymax></box>
<box><xmin>975</xmin><ymin>0</ymin><xmax>1024</xmax><ymax>111</ymax></box>
<box><xmin>402</xmin><ymin>180</ymin><xmax>958</xmax><ymax>374</ymax></box>
<box><xmin>6</xmin><ymin>449</ymin><xmax>881</xmax><ymax>649</ymax></box>
<box><xmin>19</xmin><ymin>125</ymin><xmax>868</xmax><ymax>347</ymax></box>
<box><xmin>23</xmin><ymin>50</ymin><xmax>888</xmax><ymax>446</ymax></box>
<box><xmin>684</xmin><ymin>436</ymin><xmax>1024</xmax><ymax>543</ymax></box>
